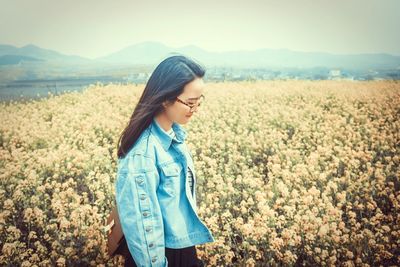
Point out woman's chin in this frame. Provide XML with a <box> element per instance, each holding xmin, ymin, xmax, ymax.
<box><xmin>178</xmin><ymin>117</ymin><xmax>191</xmax><ymax>124</ymax></box>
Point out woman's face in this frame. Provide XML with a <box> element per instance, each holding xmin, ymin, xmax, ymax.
<box><xmin>163</xmin><ymin>78</ymin><xmax>205</xmax><ymax>124</ymax></box>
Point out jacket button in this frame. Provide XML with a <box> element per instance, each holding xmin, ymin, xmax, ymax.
<box><xmin>149</xmin><ymin>243</ymin><xmax>154</xmax><ymax>247</ymax></box>
<box><xmin>137</xmin><ymin>178</ymin><xmax>144</xmax><ymax>185</ymax></box>
<box><xmin>151</xmin><ymin>256</ymin><xmax>157</xmax><ymax>262</ymax></box>
<box><xmin>140</xmin><ymin>194</ymin><xmax>146</xmax><ymax>200</ymax></box>
<box><xmin>145</xmin><ymin>227</ymin><xmax>152</xmax><ymax>232</ymax></box>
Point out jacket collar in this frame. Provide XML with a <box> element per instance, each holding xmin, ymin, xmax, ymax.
<box><xmin>151</xmin><ymin>117</ymin><xmax>187</xmax><ymax>151</ymax></box>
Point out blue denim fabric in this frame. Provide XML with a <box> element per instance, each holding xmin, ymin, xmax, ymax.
<box><xmin>115</xmin><ymin>117</ymin><xmax>215</xmax><ymax>267</ymax></box>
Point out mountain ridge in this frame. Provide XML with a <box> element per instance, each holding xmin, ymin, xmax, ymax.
<box><xmin>0</xmin><ymin>41</ymin><xmax>399</xmax><ymax>70</ymax></box>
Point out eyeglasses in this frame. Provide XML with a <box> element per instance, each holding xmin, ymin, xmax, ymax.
<box><xmin>175</xmin><ymin>94</ymin><xmax>205</xmax><ymax>112</ymax></box>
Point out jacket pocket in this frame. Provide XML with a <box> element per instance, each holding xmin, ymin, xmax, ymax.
<box><xmin>160</xmin><ymin>162</ymin><xmax>183</xmax><ymax>196</ymax></box>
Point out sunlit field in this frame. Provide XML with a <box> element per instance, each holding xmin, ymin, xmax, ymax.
<box><xmin>1</xmin><ymin>80</ymin><xmax>399</xmax><ymax>266</ymax></box>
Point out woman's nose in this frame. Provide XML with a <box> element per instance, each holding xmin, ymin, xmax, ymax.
<box><xmin>191</xmin><ymin>105</ymin><xmax>200</xmax><ymax>113</ymax></box>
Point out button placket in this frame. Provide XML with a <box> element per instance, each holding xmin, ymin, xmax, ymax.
<box><xmin>136</xmin><ymin>177</ymin><xmax>144</xmax><ymax>185</ymax></box>
<box><xmin>151</xmin><ymin>256</ymin><xmax>157</xmax><ymax>263</ymax></box>
<box><xmin>138</xmin><ymin>191</ymin><xmax>149</xmax><ymax>208</ymax></box>
<box><xmin>135</xmin><ymin>174</ymin><xmax>150</xmax><ymax>212</ymax></box>
<box><xmin>134</xmin><ymin>173</ymin><xmax>157</xmax><ymax>258</ymax></box>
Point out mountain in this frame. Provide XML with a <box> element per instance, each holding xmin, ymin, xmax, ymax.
<box><xmin>95</xmin><ymin>42</ymin><xmax>400</xmax><ymax>70</ymax></box>
<box><xmin>0</xmin><ymin>42</ymin><xmax>399</xmax><ymax>82</ymax></box>
<box><xmin>96</xmin><ymin>41</ymin><xmax>171</xmax><ymax>64</ymax></box>
<box><xmin>0</xmin><ymin>44</ymin><xmax>90</xmax><ymax>64</ymax></box>
<box><xmin>0</xmin><ymin>54</ymin><xmax>43</xmax><ymax>65</ymax></box>
<box><xmin>96</xmin><ymin>42</ymin><xmax>214</xmax><ymax>65</ymax></box>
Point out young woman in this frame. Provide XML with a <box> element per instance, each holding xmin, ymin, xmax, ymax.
<box><xmin>115</xmin><ymin>55</ymin><xmax>215</xmax><ymax>267</ymax></box>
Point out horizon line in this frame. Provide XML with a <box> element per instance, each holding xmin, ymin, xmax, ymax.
<box><xmin>2</xmin><ymin>41</ymin><xmax>400</xmax><ymax>60</ymax></box>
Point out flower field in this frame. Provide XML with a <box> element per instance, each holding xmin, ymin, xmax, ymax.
<box><xmin>0</xmin><ymin>80</ymin><xmax>399</xmax><ymax>266</ymax></box>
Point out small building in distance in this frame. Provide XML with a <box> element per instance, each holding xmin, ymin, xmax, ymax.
<box><xmin>329</xmin><ymin>69</ymin><xmax>342</xmax><ymax>79</ymax></box>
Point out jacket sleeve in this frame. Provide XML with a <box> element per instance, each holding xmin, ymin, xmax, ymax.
<box><xmin>115</xmin><ymin>152</ymin><xmax>168</xmax><ymax>267</ymax></box>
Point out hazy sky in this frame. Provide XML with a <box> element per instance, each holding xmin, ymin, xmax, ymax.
<box><xmin>1</xmin><ymin>0</ymin><xmax>399</xmax><ymax>59</ymax></box>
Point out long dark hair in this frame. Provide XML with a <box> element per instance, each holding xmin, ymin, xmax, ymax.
<box><xmin>117</xmin><ymin>54</ymin><xmax>206</xmax><ymax>159</ymax></box>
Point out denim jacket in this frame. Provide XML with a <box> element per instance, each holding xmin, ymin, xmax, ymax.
<box><xmin>115</xmin><ymin>117</ymin><xmax>215</xmax><ymax>267</ymax></box>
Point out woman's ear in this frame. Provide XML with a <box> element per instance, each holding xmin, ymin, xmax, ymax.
<box><xmin>162</xmin><ymin>100</ymin><xmax>173</xmax><ymax>109</ymax></box>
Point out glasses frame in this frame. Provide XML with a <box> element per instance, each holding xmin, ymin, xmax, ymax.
<box><xmin>175</xmin><ymin>94</ymin><xmax>205</xmax><ymax>112</ymax></box>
